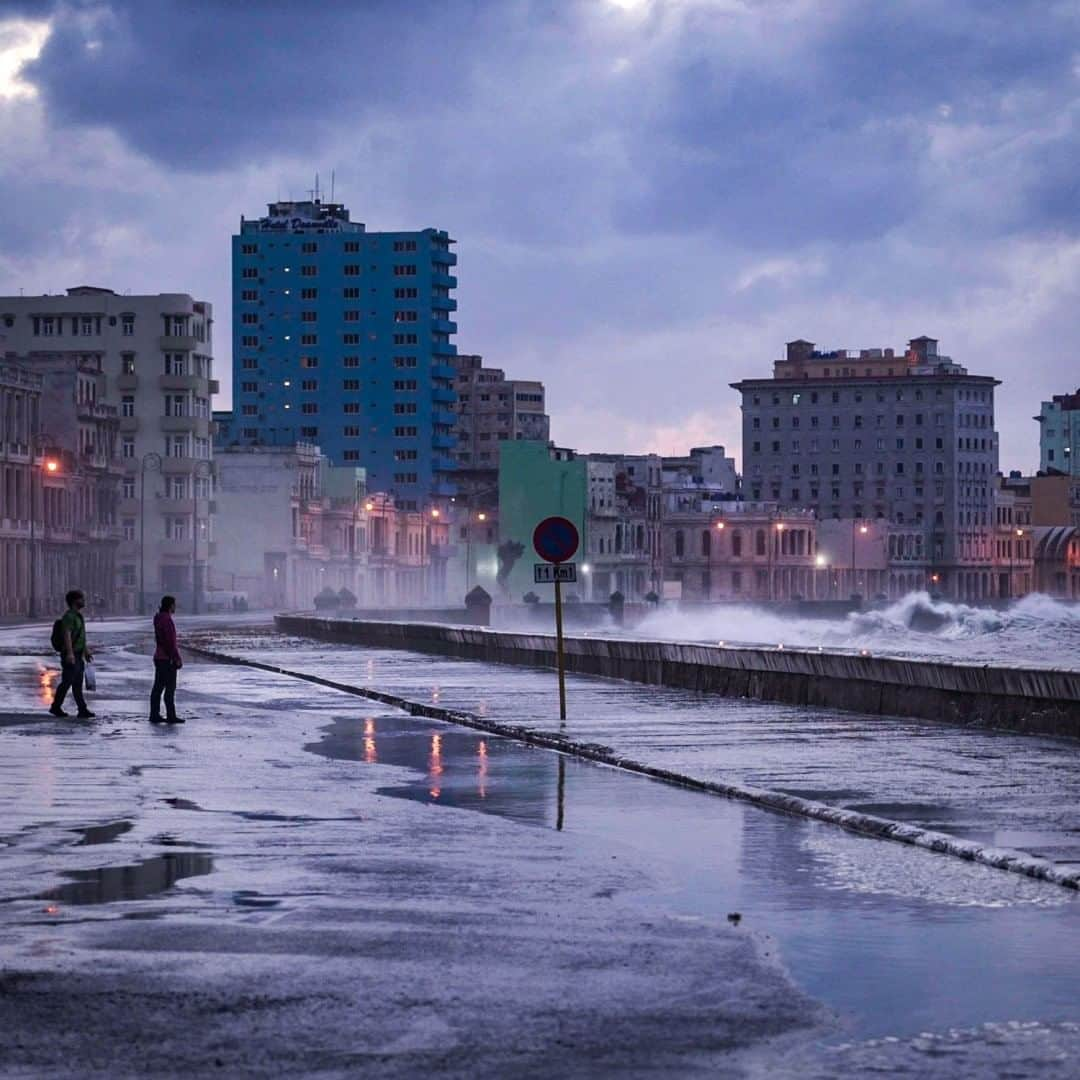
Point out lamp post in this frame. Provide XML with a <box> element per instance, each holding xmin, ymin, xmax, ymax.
<box><xmin>1011</xmin><ymin>527</ymin><xmax>1024</xmax><ymax>600</ymax></box>
<box><xmin>191</xmin><ymin>459</ymin><xmax>212</xmax><ymax>614</ymax></box>
<box><xmin>139</xmin><ymin>452</ymin><xmax>162</xmax><ymax>614</ymax></box>
<box><xmin>815</xmin><ymin>553</ymin><xmax>828</xmax><ymax>601</ymax></box>
<box><xmin>772</xmin><ymin>520</ymin><xmax>785</xmax><ymax>602</ymax></box>
<box><xmin>27</xmin><ymin>430</ymin><xmax>57</xmax><ymax>620</ymax></box>
<box><xmin>851</xmin><ymin>521</ymin><xmax>869</xmax><ymax>599</ymax></box>
<box><xmin>465</xmin><ymin>510</ymin><xmax>487</xmax><ymax>592</ymax></box>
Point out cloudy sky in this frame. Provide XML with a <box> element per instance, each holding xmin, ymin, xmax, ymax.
<box><xmin>1</xmin><ymin>0</ymin><xmax>1077</xmax><ymax>471</ymax></box>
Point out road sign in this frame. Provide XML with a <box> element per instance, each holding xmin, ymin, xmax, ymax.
<box><xmin>533</xmin><ymin>516</ymin><xmax>580</xmax><ymax>564</ymax></box>
<box><xmin>534</xmin><ymin>562</ymin><xmax>577</xmax><ymax>584</ymax></box>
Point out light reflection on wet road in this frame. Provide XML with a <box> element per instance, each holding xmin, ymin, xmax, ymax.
<box><xmin>302</xmin><ymin>705</ymin><xmax>1080</xmax><ymax>1042</ymax></box>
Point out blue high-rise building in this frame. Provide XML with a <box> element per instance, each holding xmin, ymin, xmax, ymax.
<box><xmin>223</xmin><ymin>199</ymin><xmax>457</xmax><ymax>508</ymax></box>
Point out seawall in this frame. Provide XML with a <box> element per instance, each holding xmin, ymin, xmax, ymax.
<box><xmin>274</xmin><ymin>615</ymin><xmax>1080</xmax><ymax>738</ymax></box>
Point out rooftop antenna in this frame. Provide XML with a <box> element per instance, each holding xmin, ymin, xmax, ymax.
<box><xmin>330</xmin><ymin>169</ymin><xmax>335</xmax><ymax>203</ymax></box>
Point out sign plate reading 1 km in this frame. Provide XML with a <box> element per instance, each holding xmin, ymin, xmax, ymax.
<box><xmin>533</xmin><ymin>516</ymin><xmax>580</xmax><ymax>564</ymax></box>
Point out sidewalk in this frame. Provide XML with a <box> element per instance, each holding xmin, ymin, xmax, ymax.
<box><xmin>0</xmin><ymin>622</ymin><xmax>819</xmax><ymax>1078</ymax></box>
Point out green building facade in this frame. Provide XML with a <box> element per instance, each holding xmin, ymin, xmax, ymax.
<box><xmin>497</xmin><ymin>441</ymin><xmax>587</xmax><ymax>602</ymax></box>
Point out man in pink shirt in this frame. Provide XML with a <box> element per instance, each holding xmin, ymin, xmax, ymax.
<box><xmin>150</xmin><ymin>595</ymin><xmax>184</xmax><ymax>724</ymax></box>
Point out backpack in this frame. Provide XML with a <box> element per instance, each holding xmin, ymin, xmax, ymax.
<box><xmin>51</xmin><ymin>618</ymin><xmax>66</xmax><ymax>653</ymax></box>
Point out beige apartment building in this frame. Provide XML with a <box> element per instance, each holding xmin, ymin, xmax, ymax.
<box><xmin>0</xmin><ymin>287</ymin><xmax>217</xmax><ymax>612</ymax></box>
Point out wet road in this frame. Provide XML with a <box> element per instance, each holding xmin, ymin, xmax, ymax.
<box><xmin>197</xmin><ymin>626</ymin><xmax>1080</xmax><ymax>869</ymax></box>
<box><xmin>3</xmin><ymin>615</ymin><xmax>1080</xmax><ymax>1076</ymax></box>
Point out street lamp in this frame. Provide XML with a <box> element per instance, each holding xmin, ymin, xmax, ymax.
<box><xmin>1011</xmin><ymin>527</ymin><xmax>1025</xmax><ymax>600</ymax></box>
<box><xmin>139</xmin><ymin>452</ymin><xmax>162</xmax><ymax>614</ymax></box>
<box><xmin>28</xmin><ymin>429</ymin><xmax>56</xmax><ymax>619</ymax></box>
<box><xmin>851</xmin><ymin>521</ymin><xmax>869</xmax><ymax>598</ymax></box>
<box><xmin>191</xmin><ymin>459</ymin><xmax>212</xmax><ymax>614</ymax></box>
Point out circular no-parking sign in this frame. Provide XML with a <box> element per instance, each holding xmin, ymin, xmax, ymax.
<box><xmin>533</xmin><ymin>516</ymin><xmax>580</xmax><ymax>564</ymax></box>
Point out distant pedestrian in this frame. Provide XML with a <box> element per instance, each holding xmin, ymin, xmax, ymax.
<box><xmin>50</xmin><ymin>589</ymin><xmax>95</xmax><ymax>719</ymax></box>
<box><xmin>150</xmin><ymin>595</ymin><xmax>184</xmax><ymax>724</ymax></box>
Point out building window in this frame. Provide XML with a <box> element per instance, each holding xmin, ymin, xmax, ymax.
<box><xmin>241</xmin><ymin>289</ymin><xmax>258</xmax><ymax>301</ymax></box>
<box><xmin>240</xmin><ymin>404</ymin><xmax>258</xmax><ymax>416</ymax></box>
<box><xmin>393</xmin><ymin>403</ymin><xmax>417</xmax><ymax>415</ymax></box>
<box><xmin>300</xmin><ymin>334</ymin><xmax>317</xmax><ymax>346</ymax></box>
<box><xmin>392</xmin><ymin>264</ymin><xmax>417</xmax><ymax>277</ymax></box>
<box><xmin>121</xmin><ymin>314</ymin><xmax>135</xmax><ymax>336</ymax></box>
<box><xmin>301</xmin><ymin>311</ymin><xmax>317</xmax><ymax>323</ymax></box>
<box><xmin>241</xmin><ymin>335</ymin><xmax>259</xmax><ymax>347</ymax></box>
<box><xmin>343</xmin><ymin>333</ymin><xmax>360</xmax><ymax>345</ymax></box>
<box><xmin>343</xmin><ymin>403</ymin><xmax>361</xmax><ymax>414</ymax></box>
<box><xmin>121</xmin><ymin>395</ymin><xmax>135</xmax><ymax>417</ymax></box>
<box><xmin>344</xmin><ymin>241</ymin><xmax>360</xmax><ymax>253</ymax></box>
<box><xmin>241</xmin><ymin>313</ymin><xmax>258</xmax><ymax>325</ymax></box>
<box><xmin>242</xmin><ymin>358</ymin><xmax>257</xmax><ymax>370</ymax></box>
<box><xmin>343</xmin><ymin>379</ymin><xmax>361</xmax><ymax>391</ymax></box>
<box><xmin>300</xmin><ymin>356</ymin><xmax>319</xmax><ymax>368</ymax></box>
<box><xmin>343</xmin><ymin>287</ymin><xmax>360</xmax><ymax>299</ymax></box>
<box><xmin>343</xmin><ymin>425</ymin><xmax>361</xmax><ymax>437</ymax></box>
<box><xmin>300</xmin><ymin>265</ymin><xmax>317</xmax><ymax>277</ymax></box>
<box><xmin>121</xmin><ymin>352</ymin><xmax>136</xmax><ymax>374</ymax></box>
<box><xmin>393</xmin><ymin>310</ymin><xmax>418</xmax><ymax>323</ymax></box>
<box><xmin>241</xmin><ymin>243</ymin><xmax>257</xmax><ymax>255</ymax></box>
<box><xmin>343</xmin><ymin>450</ymin><xmax>360</xmax><ymax>462</ymax></box>
<box><xmin>394</xmin><ymin>356</ymin><xmax>417</xmax><ymax>368</ymax></box>
<box><xmin>122</xmin><ymin>437</ymin><xmax>135</xmax><ymax>459</ymax></box>
<box><xmin>394</xmin><ymin>287</ymin><xmax>418</xmax><ymax>299</ymax></box>
<box><xmin>242</xmin><ymin>267</ymin><xmax>258</xmax><ymax>279</ymax></box>
<box><xmin>301</xmin><ymin>379</ymin><xmax>318</xmax><ymax>391</ymax></box>
<box><xmin>122</xmin><ymin>476</ymin><xmax>136</xmax><ymax>499</ymax></box>
<box><xmin>301</xmin><ymin>403</ymin><xmax>318</xmax><ymax>414</ymax></box>
<box><xmin>343</xmin><ymin>264</ymin><xmax>361</xmax><ymax>276</ymax></box>
<box><xmin>393</xmin><ymin>379</ymin><xmax>417</xmax><ymax>391</ymax></box>
<box><xmin>393</xmin><ymin>334</ymin><xmax>418</xmax><ymax>345</ymax></box>
<box><xmin>344</xmin><ymin>310</ymin><xmax>361</xmax><ymax>322</ymax></box>
<box><xmin>300</xmin><ymin>426</ymin><xmax>318</xmax><ymax>438</ymax></box>
<box><xmin>393</xmin><ymin>240</ymin><xmax>417</xmax><ymax>252</ymax></box>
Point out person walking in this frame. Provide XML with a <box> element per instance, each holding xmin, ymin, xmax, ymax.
<box><xmin>150</xmin><ymin>595</ymin><xmax>184</xmax><ymax>724</ymax></box>
<box><xmin>50</xmin><ymin>589</ymin><xmax>95</xmax><ymax>719</ymax></box>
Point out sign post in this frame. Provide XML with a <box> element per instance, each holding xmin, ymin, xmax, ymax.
<box><xmin>532</xmin><ymin>516</ymin><xmax>580</xmax><ymax>722</ymax></box>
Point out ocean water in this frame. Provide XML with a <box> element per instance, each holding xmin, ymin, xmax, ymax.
<box><xmin>629</xmin><ymin>592</ymin><xmax>1080</xmax><ymax>670</ymax></box>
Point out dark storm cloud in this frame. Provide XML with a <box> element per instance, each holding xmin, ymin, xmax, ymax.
<box><xmin>20</xmin><ymin>0</ymin><xmax>494</xmax><ymax>169</ymax></box>
<box><xmin>617</xmin><ymin>0</ymin><xmax>1080</xmax><ymax>246</ymax></box>
<box><xmin>16</xmin><ymin>0</ymin><xmax>1080</xmax><ymax>246</ymax></box>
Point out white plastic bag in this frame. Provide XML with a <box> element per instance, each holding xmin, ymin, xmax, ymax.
<box><xmin>83</xmin><ymin>660</ymin><xmax>97</xmax><ymax>693</ymax></box>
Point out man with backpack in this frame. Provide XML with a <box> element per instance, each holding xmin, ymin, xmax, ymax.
<box><xmin>49</xmin><ymin>589</ymin><xmax>94</xmax><ymax>719</ymax></box>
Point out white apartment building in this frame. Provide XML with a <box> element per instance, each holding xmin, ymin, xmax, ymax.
<box><xmin>0</xmin><ymin>287</ymin><xmax>217</xmax><ymax>612</ymax></box>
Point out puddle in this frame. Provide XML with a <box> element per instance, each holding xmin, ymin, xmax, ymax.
<box><xmin>306</xmin><ymin>709</ymin><xmax>1080</xmax><ymax>1042</ymax></box>
<box><xmin>33</xmin><ymin>853</ymin><xmax>213</xmax><ymax>905</ymax></box>
<box><xmin>305</xmin><ymin>716</ymin><xmax>558</xmax><ymax>827</ymax></box>
<box><xmin>74</xmin><ymin>821</ymin><xmax>133</xmax><ymax>847</ymax></box>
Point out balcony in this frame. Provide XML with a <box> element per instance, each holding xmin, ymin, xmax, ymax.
<box><xmin>208</xmin><ymin>379</ymin><xmax>220</xmax><ymax>395</ymax></box>
<box><xmin>158</xmin><ymin>538</ymin><xmax>193</xmax><ymax>557</ymax></box>
<box><xmin>161</xmin><ymin>456</ymin><xmax>199</xmax><ymax>474</ymax></box>
<box><xmin>431</xmin><ymin>250</ymin><xmax>457</xmax><ymax>267</ymax></box>
<box><xmin>78</xmin><ymin>403</ymin><xmax>116</xmax><ymax>422</ymax></box>
<box><xmin>161</xmin><ymin>415</ymin><xmax>209</xmax><ymax>435</ymax></box>
<box><xmin>432</xmin><ymin>456</ymin><xmax>457</xmax><ymax>473</ymax></box>
<box><xmin>432</xmin><ymin>480</ymin><xmax>457</xmax><ymax>497</ymax></box>
<box><xmin>432</xmin><ymin>387</ymin><xmax>456</xmax><ymax>405</ymax></box>
<box><xmin>431</xmin><ymin>363</ymin><xmax>457</xmax><ymax>380</ymax></box>
<box><xmin>433</xmin><ymin>409</ymin><xmax>456</xmax><ymax>427</ymax></box>
<box><xmin>116</xmin><ymin>373</ymin><xmax>138</xmax><ymax>391</ymax></box>
<box><xmin>433</xmin><ymin>433</ymin><xmax>456</xmax><ymax>450</ymax></box>
<box><xmin>159</xmin><ymin>373</ymin><xmax>202</xmax><ymax>391</ymax></box>
<box><xmin>159</xmin><ymin>334</ymin><xmax>198</xmax><ymax>351</ymax></box>
<box><xmin>432</xmin><ymin>272</ymin><xmax>457</xmax><ymax>289</ymax></box>
<box><xmin>119</xmin><ymin>417</ymin><xmax>139</xmax><ymax>434</ymax></box>
<box><xmin>431</xmin><ymin>317</ymin><xmax>457</xmax><ymax>335</ymax></box>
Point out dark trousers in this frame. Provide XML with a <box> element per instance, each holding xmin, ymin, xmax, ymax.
<box><xmin>150</xmin><ymin>659</ymin><xmax>179</xmax><ymax>720</ymax></box>
<box><xmin>53</xmin><ymin>654</ymin><xmax>88</xmax><ymax>713</ymax></box>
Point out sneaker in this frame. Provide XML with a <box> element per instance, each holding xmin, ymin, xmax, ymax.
<box><xmin>76</xmin><ymin>710</ymin><xmax>96</xmax><ymax>719</ymax></box>
<box><xmin>48</xmin><ymin>705</ymin><xmax>69</xmax><ymax>718</ymax></box>
<box><xmin>165</xmin><ymin>716</ymin><xmax>185</xmax><ymax>724</ymax></box>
